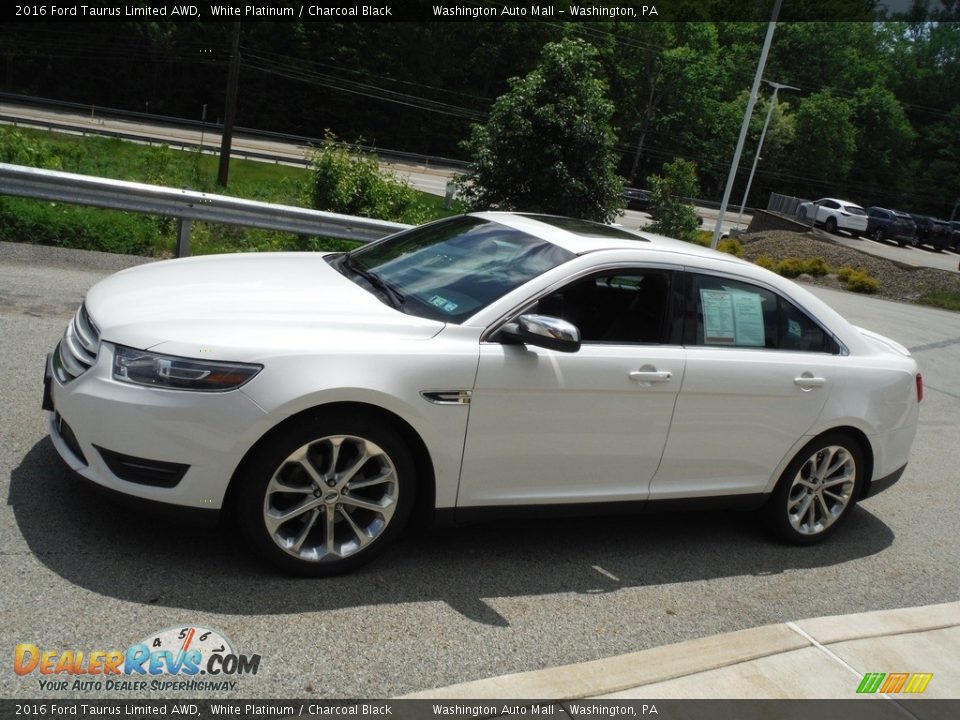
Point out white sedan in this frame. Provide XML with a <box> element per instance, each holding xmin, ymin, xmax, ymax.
<box><xmin>44</xmin><ymin>213</ymin><xmax>921</xmax><ymax>575</ymax></box>
<box><xmin>798</xmin><ymin>198</ymin><xmax>869</xmax><ymax>236</ymax></box>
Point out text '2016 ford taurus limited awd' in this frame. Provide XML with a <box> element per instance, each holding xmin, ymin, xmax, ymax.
<box><xmin>44</xmin><ymin>213</ymin><xmax>921</xmax><ymax>575</ymax></box>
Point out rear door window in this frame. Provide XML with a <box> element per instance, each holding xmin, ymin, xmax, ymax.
<box><xmin>684</xmin><ymin>274</ymin><xmax>838</xmax><ymax>354</ymax></box>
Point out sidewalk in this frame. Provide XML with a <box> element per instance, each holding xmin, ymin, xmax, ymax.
<box><xmin>403</xmin><ymin>601</ymin><xmax>959</xmax><ymax>700</ymax></box>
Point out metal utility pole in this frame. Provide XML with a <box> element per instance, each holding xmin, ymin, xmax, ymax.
<box><xmin>711</xmin><ymin>0</ymin><xmax>782</xmax><ymax>249</ymax></box>
<box><xmin>217</xmin><ymin>21</ymin><xmax>241</xmax><ymax>188</ymax></box>
<box><xmin>734</xmin><ymin>80</ymin><xmax>799</xmax><ymax>229</ymax></box>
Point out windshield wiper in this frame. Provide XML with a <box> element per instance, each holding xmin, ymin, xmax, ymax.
<box><xmin>339</xmin><ymin>254</ymin><xmax>405</xmax><ymax>310</ymax></box>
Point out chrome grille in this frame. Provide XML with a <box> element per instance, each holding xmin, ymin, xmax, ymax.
<box><xmin>56</xmin><ymin>304</ymin><xmax>100</xmax><ymax>382</ymax></box>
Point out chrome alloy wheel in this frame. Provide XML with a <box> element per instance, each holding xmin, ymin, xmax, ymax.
<box><xmin>786</xmin><ymin>445</ymin><xmax>856</xmax><ymax>536</ymax></box>
<box><xmin>262</xmin><ymin>435</ymin><xmax>399</xmax><ymax>562</ymax></box>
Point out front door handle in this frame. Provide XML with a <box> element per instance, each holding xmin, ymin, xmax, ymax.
<box><xmin>629</xmin><ymin>370</ymin><xmax>672</xmax><ymax>383</ymax></box>
<box><xmin>794</xmin><ymin>376</ymin><xmax>826</xmax><ymax>390</ymax></box>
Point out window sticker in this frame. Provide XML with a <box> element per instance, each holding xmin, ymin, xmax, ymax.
<box><xmin>700</xmin><ymin>288</ymin><xmax>765</xmax><ymax>347</ymax></box>
<box><xmin>730</xmin><ymin>290</ymin><xmax>765</xmax><ymax>347</ymax></box>
<box><xmin>700</xmin><ymin>289</ymin><xmax>736</xmax><ymax>344</ymax></box>
<box><xmin>428</xmin><ymin>294</ymin><xmax>459</xmax><ymax>313</ymax></box>
<box><xmin>788</xmin><ymin>318</ymin><xmax>803</xmax><ymax>338</ymax></box>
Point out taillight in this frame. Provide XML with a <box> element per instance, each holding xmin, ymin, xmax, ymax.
<box><xmin>916</xmin><ymin>373</ymin><xmax>924</xmax><ymax>403</ymax></box>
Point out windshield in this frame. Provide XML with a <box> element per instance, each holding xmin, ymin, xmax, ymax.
<box><xmin>343</xmin><ymin>216</ymin><xmax>575</xmax><ymax>323</ymax></box>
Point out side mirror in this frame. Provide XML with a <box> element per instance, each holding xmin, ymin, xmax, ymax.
<box><xmin>499</xmin><ymin>314</ymin><xmax>581</xmax><ymax>353</ymax></box>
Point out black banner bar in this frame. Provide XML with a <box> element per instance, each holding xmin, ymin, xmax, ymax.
<box><xmin>2</xmin><ymin>700</ymin><xmax>959</xmax><ymax>720</ymax></box>
<box><xmin>1</xmin><ymin>1</ymin><xmax>956</xmax><ymax>24</ymax></box>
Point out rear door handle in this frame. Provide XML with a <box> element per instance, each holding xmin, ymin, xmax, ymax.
<box><xmin>794</xmin><ymin>376</ymin><xmax>826</xmax><ymax>390</ymax></box>
<box><xmin>629</xmin><ymin>370</ymin><xmax>672</xmax><ymax>383</ymax></box>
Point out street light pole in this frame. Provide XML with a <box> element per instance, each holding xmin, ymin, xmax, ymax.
<box><xmin>711</xmin><ymin>0</ymin><xmax>782</xmax><ymax>249</ymax></box>
<box><xmin>734</xmin><ymin>80</ymin><xmax>799</xmax><ymax>230</ymax></box>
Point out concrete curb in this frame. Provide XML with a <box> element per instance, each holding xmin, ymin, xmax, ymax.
<box><xmin>401</xmin><ymin>601</ymin><xmax>960</xmax><ymax>700</ymax></box>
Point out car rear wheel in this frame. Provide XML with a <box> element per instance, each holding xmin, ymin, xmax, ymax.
<box><xmin>825</xmin><ymin>217</ymin><xmax>838</xmax><ymax>234</ymax></box>
<box><xmin>764</xmin><ymin>433</ymin><xmax>864</xmax><ymax>545</ymax></box>
<box><xmin>236</xmin><ymin>413</ymin><xmax>415</xmax><ymax>576</ymax></box>
<box><xmin>798</xmin><ymin>209</ymin><xmax>807</xmax><ymax>221</ymax></box>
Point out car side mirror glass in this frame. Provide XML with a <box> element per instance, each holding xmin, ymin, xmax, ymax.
<box><xmin>500</xmin><ymin>314</ymin><xmax>581</xmax><ymax>353</ymax></box>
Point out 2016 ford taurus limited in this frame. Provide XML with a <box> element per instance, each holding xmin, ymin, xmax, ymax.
<box><xmin>44</xmin><ymin>213</ymin><xmax>921</xmax><ymax>575</ymax></box>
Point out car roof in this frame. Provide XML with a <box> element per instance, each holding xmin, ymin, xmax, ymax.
<box><xmin>820</xmin><ymin>198</ymin><xmax>863</xmax><ymax>208</ymax></box>
<box><xmin>868</xmin><ymin>206</ymin><xmax>911</xmax><ymax>216</ymax></box>
<box><xmin>472</xmin><ymin>211</ymin><xmax>727</xmax><ymax>258</ymax></box>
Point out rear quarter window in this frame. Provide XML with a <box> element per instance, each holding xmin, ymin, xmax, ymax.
<box><xmin>685</xmin><ymin>274</ymin><xmax>838</xmax><ymax>354</ymax></box>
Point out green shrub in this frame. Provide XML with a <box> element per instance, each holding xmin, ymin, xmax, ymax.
<box><xmin>693</xmin><ymin>230</ymin><xmax>713</xmax><ymax>247</ymax></box>
<box><xmin>771</xmin><ymin>256</ymin><xmax>832</xmax><ymax>278</ymax></box>
<box><xmin>836</xmin><ymin>265</ymin><xmax>856</xmax><ymax>281</ymax></box>
<box><xmin>753</xmin><ymin>254</ymin><xmax>776</xmax><ymax>270</ymax></box>
<box><xmin>775</xmin><ymin>257</ymin><xmax>806</xmax><ymax>278</ymax></box>
<box><xmin>309</xmin><ymin>132</ymin><xmax>429</xmax><ymax>225</ymax></box>
<box><xmin>803</xmin><ymin>257</ymin><xmax>830</xmax><ymax>277</ymax></box>
<box><xmin>717</xmin><ymin>237</ymin><xmax>743</xmax><ymax>257</ymax></box>
<box><xmin>844</xmin><ymin>270</ymin><xmax>879</xmax><ymax>293</ymax></box>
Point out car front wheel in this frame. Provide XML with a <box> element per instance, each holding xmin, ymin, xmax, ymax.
<box><xmin>237</xmin><ymin>413</ymin><xmax>415</xmax><ymax>576</ymax></box>
<box><xmin>871</xmin><ymin>228</ymin><xmax>884</xmax><ymax>242</ymax></box>
<box><xmin>824</xmin><ymin>217</ymin><xmax>838</xmax><ymax>234</ymax></box>
<box><xmin>765</xmin><ymin>433</ymin><xmax>864</xmax><ymax>545</ymax></box>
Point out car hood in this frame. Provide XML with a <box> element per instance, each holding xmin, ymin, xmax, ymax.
<box><xmin>84</xmin><ymin>252</ymin><xmax>444</xmax><ymax>356</ymax></box>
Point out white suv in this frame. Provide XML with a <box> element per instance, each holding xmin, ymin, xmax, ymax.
<box><xmin>798</xmin><ymin>198</ymin><xmax>869</xmax><ymax>237</ymax></box>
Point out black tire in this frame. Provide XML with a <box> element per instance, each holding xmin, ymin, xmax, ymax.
<box><xmin>764</xmin><ymin>432</ymin><xmax>865</xmax><ymax>545</ymax></box>
<box><xmin>236</xmin><ymin>411</ymin><xmax>416</xmax><ymax>576</ymax></box>
<box><xmin>798</xmin><ymin>209</ymin><xmax>807</xmax><ymax>221</ymax></box>
<box><xmin>824</xmin><ymin>217</ymin><xmax>838</xmax><ymax>234</ymax></box>
<box><xmin>910</xmin><ymin>236</ymin><xmax>920</xmax><ymax>247</ymax></box>
<box><xmin>871</xmin><ymin>228</ymin><xmax>884</xmax><ymax>242</ymax></box>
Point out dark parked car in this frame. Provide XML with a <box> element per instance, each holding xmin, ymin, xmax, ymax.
<box><xmin>909</xmin><ymin>215</ymin><xmax>952</xmax><ymax>251</ymax></box>
<box><xmin>951</xmin><ymin>221</ymin><xmax>960</xmax><ymax>253</ymax></box>
<box><xmin>865</xmin><ymin>207</ymin><xmax>916</xmax><ymax>246</ymax></box>
<box><xmin>622</xmin><ymin>187</ymin><xmax>652</xmax><ymax>211</ymax></box>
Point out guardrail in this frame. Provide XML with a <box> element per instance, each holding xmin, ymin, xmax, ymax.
<box><xmin>0</xmin><ymin>163</ymin><xmax>412</xmax><ymax>257</ymax></box>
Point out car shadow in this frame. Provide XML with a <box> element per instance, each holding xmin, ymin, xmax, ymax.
<box><xmin>9</xmin><ymin>439</ymin><xmax>895</xmax><ymax>626</ymax></box>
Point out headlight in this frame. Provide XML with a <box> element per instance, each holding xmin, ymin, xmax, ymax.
<box><xmin>112</xmin><ymin>345</ymin><xmax>262</xmax><ymax>391</ymax></box>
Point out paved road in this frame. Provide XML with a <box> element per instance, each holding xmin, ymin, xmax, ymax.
<box><xmin>1</xmin><ymin>242</ymin><xmax>957</xmax><ymax>701</ymax></box>
<box><xmin>824</xmin><ymin>229</ymin><xmax>960</xmax><ymax>274</ymax></box>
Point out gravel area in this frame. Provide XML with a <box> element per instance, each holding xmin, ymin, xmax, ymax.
<box><xmin>738</xmin><ymin>230</ymin><xmax>960</xmax><ymax>303</ymax></box>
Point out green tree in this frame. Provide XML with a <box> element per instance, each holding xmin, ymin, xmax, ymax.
<box><xmin>850</xmin><ymin>85</ymin><xmax>916</xmax><ymax>205</ymax></box>
<box><xmin>786</xmin><ymin>91</ymin><xmax>858</xmax><ymax>198</ymax></box>
<box><xmin>915</xmin><ymin>105</ymin><xmax>960</xmax><ymax>216</ymax></box>
<box><xmin>647</xmin><ymin>159</ymin><xmax>701</xmax><ymax>243</ymax></box>
<box><xmin>458</xmin><ymin>38</ymin><xmax>625</xmax><ymax>223</ymax></box>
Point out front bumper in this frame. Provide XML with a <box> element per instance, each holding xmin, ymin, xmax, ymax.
<box><xmin>47</xmin><ymin>342</ymin><xmax>268</xmax><ymax>510</ymax></box>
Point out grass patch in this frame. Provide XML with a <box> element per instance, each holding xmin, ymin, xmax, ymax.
<box><xmin>919</xmin><ymin>291</ymin><xmax>960</xmax><ymax>311</ymax></box>
<box><xmin>0</xmin><ymin>127</ymin><xmax>453</xmax><ymax>256</ymax></box>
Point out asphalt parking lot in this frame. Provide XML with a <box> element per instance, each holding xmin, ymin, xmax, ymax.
<box><xmin>1</xmin><ymin>241</ymin><xmax>958</xmax><ymax>700</ymax></box>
